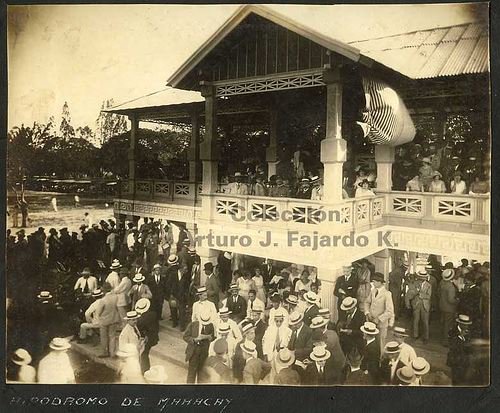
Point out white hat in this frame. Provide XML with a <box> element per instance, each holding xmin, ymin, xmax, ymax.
<box><xmin>133</xmin><ymin>273</ymin><xmax>145</xmax><ymax>283</ymax></box>
<box><xmin>218</xmin><ymin>322</ymin><xmax>231</xmax><ymax>334</ymax></box>
<box><xmin>223</xmin><ymin>252</ymin><xmax>233</xmax><ymax>260</ymax></box>
<box><xmin>110</xmin><ymin>259</ymin><xmax>122</xmax><ymax>270</ymax></box>
<box><xmin>303</xmin><ymin>291</ymin><xmax>318</xmax><ymax>304</ymax></box>
<box><xmin>144</xmin><ymin>365</ymin><xmax>168</xmax><ymax>384</ymax></box>
<box><xmin>275</xmin><ymin>348</ymin><xmax>296</xmax><ymax>368</ymax></box>
<box><xmin>240</xmin><ymin>341</ymin><xmax>257</xmax><ymax>357</ymax></box>
<box><xmin>310</xmin><ymin>345</ymin><xmax>331</xmax><ymax>362</ymax></box>
<box><xmin>200</xmin><ymin>310</ymin><xmax>212</xmax><ymax>325</ymax></box>
<box><xmin>289</xmin><ymin>311</ymin><xmax>304</xmax><ymax>326</ymax></box>
<box><xmin>197</xmin><ymin>286</ymin><xmax>207</xmax><ymax>294</ymax></box>
<box><xmin>12</xmin><ymin>348</ymin><xmax>32</xmax><ymax>366</ymax></box>
<box><xmin>167</xmin><ymin>254</ymin><xmax>179</xmax><ymax>265</ymax></box>
<box><xmin>37</xmin><ymin>291</ymin><xmax>53</xmax><ymax>300</ymax></box>
<box><xmin>153</xmin><ymin>263</ymin><xmax>162</xmax><ymax>270</ymax></box>
<box><xmin>310</xmin><ymin>316</ymin><xmax>328</xmax><ymax>330</ymax></box>
<box><xmin>340</xmin><ymin>297</ymin><xmax>357</xmax><ymax>311</ymax></box>
<box><xmin>49</xmin><ymin>337</ymin><xmax>71</xmax><ymax>351</ymax></box>
<box><xmin>360</xmin><ymin>322</ymin><xmax>379</xmax><ymax>335</ymax></box>
<box><xmin>135</xmin><ymin>298</ymin><xmax>151</xmax><ymax>314</ymax></box>
<box><xmin>442</xmin><ymin>268</ymin><xmax>455</xmax><ymax>281</ymax></box>
<box><xmin>124</xmin><ymin>310</ymin><xmax>140</xmax><ymax>320</ymax></box>
<box><xmin>219</xmin><ymin>307</ymin><xmax>232</xmax><ymax>316</ymax></box>
<box><xmin>411</xmin><ymin>357</ymin><xmax>430</xmax><ymax>376</ymax></box>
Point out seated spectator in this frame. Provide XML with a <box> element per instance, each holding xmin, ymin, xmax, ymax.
<box><xmin>296</xmin><ymin>178</ymin><xmax>312</xmax><ymax>199</ymax></box>
<box><xmin>225</xmin><ymin>172</ymin><xmax>249</xmax><ymax>195</ymax></box>
<box><xmin>269</xmin><ymin>176</ymin><xmax>290</xmax><ymax>198</ymax></box>
<box><xmin>252</xmin><ymin>175</ymin><xmax>267</xmax><ymax>196</ymax></box>
<box><xmin>406</xmin><ymin>174</ymin><xmax>424</xmax><ymax>192</ymax></box>
<box><xmin>78</xmin><ymin>288</ymin><xmax>105</xmax><ymax>343</ymax></box>
<box><xmin>450</xmin><ymin>172</ymin><xmax>467</xmax><ymax>194</ymax></box>
<box><xmin>419</xmin><ymin>157</ymin><xmax>434</xmax><ymax>190</ymax></box>
<box><xmin>355</xmin><ymin>180</ymin><xmax>375</xmax><ymax>198</ymax></box>
<box><xmin>428</xmin><ymin>171</ymin><xmax>447</xmax><ymax>193</ymax></box>
<box><xmin>469</xmin><ymin>175</ymin><xmax>489</xmax><ymax>194</ymax></box>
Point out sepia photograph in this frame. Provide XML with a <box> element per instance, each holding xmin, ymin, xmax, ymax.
<box><xmin>5</xmin><ymin>2</ymin><xmax>491</xmax><ymax>390</ymax></box>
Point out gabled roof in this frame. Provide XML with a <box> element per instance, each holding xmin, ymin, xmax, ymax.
<box><xmin>167</xmin><ymin>4</ymin><xmax>365</xmax><ymax>88</ymax></box>
<box><xmin>349</xmin><ymin>21</ymin><xmax>489</xmax><ymax>79</ymax></box>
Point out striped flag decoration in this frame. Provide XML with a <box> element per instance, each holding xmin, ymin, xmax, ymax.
<box><xmin>357</xmin><ymin>76</ymin><xmax>416</xmax><ymax>146</ymax></box>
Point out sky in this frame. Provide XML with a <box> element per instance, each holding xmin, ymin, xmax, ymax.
<box><xmin>7</xmin><ymin>3</ymin><xmax>488</xmax><ymax>131</ymax></box>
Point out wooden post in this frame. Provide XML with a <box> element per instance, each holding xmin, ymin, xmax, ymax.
<box><xmin>321</xmin><ymin>68</ymin><xmax>346</xmax><ymax>203</ymax></box>
<box><xmin>375</xmin><ymin>146</ymin><xmax>395</xmax><ymax>191</ymax></box>
<box><xmin>128</xmin><ymin>116</ymin><xmax>139</xmax><ymax>181</ymax></box>
<box><xmin>200</xmin><ymin>83</ymin><xmax>219</xmax><ymax>194</ymax></box>
<box><xmin>266</xmin><ymin>108</ymin><xmax>279</xmax><ymax>177</ymax></box>
<box><xmin>189</xmin><ymin>109</ymin><xmax>200</xmax><ymax>186</ymax></box>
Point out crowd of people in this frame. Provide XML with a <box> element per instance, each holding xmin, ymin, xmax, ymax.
<box><xmin>6</xmin><ymin>214</ymin><xmax>489</xmax><ymax>385</ymax></box>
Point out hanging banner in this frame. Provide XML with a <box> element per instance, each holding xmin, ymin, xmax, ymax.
<box><xmin>356</xmin><ymin>76</ymin><xmax>416</xmax><ymax>146</ymax></box>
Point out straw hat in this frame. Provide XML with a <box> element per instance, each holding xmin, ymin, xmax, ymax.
<box><xmin>117</xmin><ymin>343</ymin><xmax>138</xmax><ymax>358</ymax></box>
<box><xmin>219</xmin><ymin>307</ymin><xmax>232</xmax><ymax>316</ymax></box>
<box><xmin>360</xmin><ymin>322</ymin><xmax>379</xmax><ymax>335</ymax></box>
<box><xmin>275</xmin><ymin>348</ymin><xmax>296</xmax><ymax>368</ymax></box>
<box><xmin>432</xmin><ymin>171</ymin><xmax>442</xmax><ymax>178</ymax></box>
<box><xmin>37</xmin><ymin>291</ymin><xmax>53</xmax><ymax>300</ymax></box>
<box><xmin>109</xmin><ymin>259</ymin><xmax>122</xmax><ymax>270</ymax></box>
<box><xmin>442</xmin><ymin>269</ymin><xmax>455</xmax><ymax>281</ymax></box>
<box><xmin>197</xmin><ymin>286</ymin><xmax>207</xmax><ymax>294</ymax></box>
<box><xmin>411</xmin><ymin>357</ymin><xmax>430</xmax><ymax>376</ymax></box>
<box><xmin>456</xmin><ymin>314</ymin><xmax>472</xmax><ymax>325</ymax></box>
<box><xmin>393</xmin><ymin>326</ymin><xmax>409</xmax><ymax>338</ymax></box>
<box><xmin>135</xmin><ymin>298</ymin><xmax>151</xmax><ymax>314</ymax></box>
<box><xmin>396</xmin><ymin>366</ymin><xmax>416</xmax><ymax>384</ymax></box>
<box><xmin>303</xmin><ymin>291</ymin><xmax>318</xmax><ymax>305</ymax></box>
<box><xmin>240</xmin><ymin>341</ymin><xmax>257</xmax><ymax>357</ymax></box>
<box><xmin>167</xmin><ymin>255</ymin><xmax>179</xmax><ymax>265</ymax></box>
<box><xmin>289</xmin><ymin>311</ymin><xmax>304</xmax><ymax>326</ymax></box>
<box><xmin>124</xmin><ymin>310</ymin><xmax>140</xmax><ymax>320</ymax></box>
<box><xmin>310</xmin><ymin>316</ymin><xmax>328</xmax><ymax>330</ymax></box>
<box><xmin>188</xmin><ymin>247</ymin><xmax>197</xmax><ymax>256</ymax></box>
<box><xmin>384</xmin><ymin>341</ymin><xmax>401</xmax><ymax>354</ymax></box>
<box><xmin>133</xmin><ymin>273</ymin><xmax>145</xmax><ymax>283</ymax></box>
<box><xmin>310</xmin><ymin>345</ymin><xmax>331</xmax><ymax>362</ymax></box>
<box><xmin>153</xmin><ymin>263</ymin><xmax>162</xmax><ymax>270</ymax></box>
<box><xmin>223</xmin><ymin>252</ymin><xmax>233</xmax><ymax>260</ymax></box>
<box><xmin>417</xmin><ymin>270</ymin><xmax>429</xmax><ymax>279</ymax></box>
<box><xmin>144</xmin><ymin>365</ymin><xmax>168</xmax><ymax>384</ymax></box>
<box><xmin>286</xmin><ymin>295</ymin><xmax>299</xmax><ymax>305</ymax></box>
<box><xmin>318</xmin><ymin>308</ymin><xmax>330</xmax><ymax>316</ymax></box>
<box><xmin>422</xmin><ymin>157</ymin><xmax>431</xmax><ymax>164</ymax></box>
<box><xmin>241</xmin><ymin>322</ymin><xmax>256</xmax><ymax>335</ymax></box>
<box><xmin>229</xmin><ymin>283</ymin><xmax>239</xmax><ymax>291</ymax></box>
<box><xmin>340</xmin><ymin>297</ymin><xmax>357</xmax><ymax>311</ymax></box>
<box><xmin>310</xmin><ymin>176</ymin><xmax>320</xmax><ymax>183</ymax></box>
<box><xmin>49</xmin><ymin>337</ymin><xmax>71</xmax><ymax>351</ymax></box>
<box><xmin>92</xmin><ymin>289</ymin><xmax>104</xmax><ymax>298</ymax></box>
<box><xmin>12</xmin><ymin>348</ymin><xmax>32</xmax><ymax>366</ymax></box>
<box><xmin>200</xmin><ymin>310</ymin><xmax>212</xmax><ymax>325</ymax></box>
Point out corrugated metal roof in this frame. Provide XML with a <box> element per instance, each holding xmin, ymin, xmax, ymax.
<box><xmin>105</xmin><ymin>87</ymin><xmax>204</xmax><ymax>114</ymax></box>
<box><xmin>350</xmin><ymin>22</ymin><xmax>489</xmax><ymax>79</ymax></box>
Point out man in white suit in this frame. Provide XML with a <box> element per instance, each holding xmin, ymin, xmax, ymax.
<box><xmin>364</xmin><ymin>272</ymin><xmax>394</xmax><ymax>352</ymax></box>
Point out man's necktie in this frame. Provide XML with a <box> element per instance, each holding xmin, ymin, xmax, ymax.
<box><xmin>375</xmin><ymin>289</ymin><xmax>379</xmax><ymax>298</ymax></box>
<box><xmin>275</xmin><ymin>330</ymin><xmax>281</xmax><ymax>351</ymax></box>
<box><xmin>289</xmin><ymin>329</ymin><xmax>297</xmax><ymax>350</ymax></box>
<box><xmin>250</xmin><ymin>301</ymin><xmax>254</xmax><ymax>310</ymax></box>
<box><xmin>83</xmin><ymin>279</ymin><xmax>89</xmax><ymax>293</ymax></box>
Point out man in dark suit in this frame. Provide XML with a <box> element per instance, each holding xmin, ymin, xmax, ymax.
<box><xmin>334</xmin><ymin>264</ymin><xmax>359</xmax><ymax>312</ymax></box>
<box><xmin>379</xmin><ymin>341</ymin><xmax>406</xmax><ymax>385</ymax></box>
<box><xmin>360</xmin><ymin>321</ymin><xmax>381</xmax><ymax>384</ymax></box>
<box><xmin>388</xmin><ymin>263</ymin><xmax>407</xmax><ymax>319</ymax></box>
<box><xmin>165</xmin><ymin>255</ymin><xmax>189</xmax><ymax>329</ymax></box>
<box><xmin>447</xmin><ymin>314</ymin><xmax>473</xmax><ymax>385</ymax></box>
<box><xmin>225</xmin><ymin>283</ymin><xmax>247</xmax><ymax>323</ymax></box>
<box><xmin>135</xmin><ymin>298</ymin><xmax>159</xmax><ymax>373</ymax></box>
<box><xmin>250</xmin><ymin>307</ymin><xmax>267</xmax><ymax>360</ymax></box>
<box><xmin>303</xmin><ymin>291</ymin><xmax>320</xmax><ymax>327</ymax></box>
<box><xmin>304</xmin><ymin>346</ymin><xmax>336</xmax><ymax>385</ymax></box>
<box><xmin>146</xmin><ymin>263</ymin><xmax>168</xmax><ymax>320</ymax></box>
<box><xmin>288</xmin><ymin>311</ymin><xmax>313</xmax><ymax>362</ymax></box>
<box><xmin>204</xmin><ymin>262</ymin><xmax>220</xmax><ymax>307</ymax></box>
<box><xmin>343</xmin><ymin>348</ymin><xmax>371</xmax><ymax>385</ymax></box>
<box><xmin>262</xmin><ymin>259</ymin><xmax>277</xmax><ymax>287</ymax></box>
<box><xmin>183</xmin><ymin>310</ymin><xmax>215</xmax><ymax>383</ymax></box>
<box><xmin>337</xmin><ymin>297</ymin><xmax>365</xmax><ymax>355</ymax></box>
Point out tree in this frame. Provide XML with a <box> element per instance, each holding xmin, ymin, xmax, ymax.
<box><xmin>95</xmin><ymin>99</ymin><xmax>128</xmax><ymax>146</ymax></box>
<box><xmin>59</xmin><ymin>101</ymin><xmax>75</xmax><ymax>140</ymax></box>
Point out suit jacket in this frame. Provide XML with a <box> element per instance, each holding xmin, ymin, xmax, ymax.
<box><xmin>205</xmin><ymin>273</ymin><xmax>220</xmax><ymax>306</ymax></box>
<box><xmin>304</xmin><ymin>361</ymin><xmax>337</xmax><ymax>385</ymax></box>
<box><xmin>166</xmin><ymin>265</ymin><xmax>189</xmax><ymax>302</ymax></box>
<box><xmin>337</xmin><ymin>308</ymin><xmax>365</xmax><ymax>354</ymax></box>
<box><xmin>360</xmin><ymin>339</ymin><xmax>381</xmax><ymax>384</ymax></box>
<box><xmin>323</xmin><ymin>330</ymin><xmax>347</xmax><ymax>383</ymax></box>
<box><xmin>334</xmin><ymin>274</ymin><xmax>359</xmax><ymax>308</ymax></box>
<box><xmin>343</xmin><ymin>368</ymin><xmax>372</xmax><ymax>385</ymax></box>
<box><xmin>406</xmin><ymin>279</ymin><xmax>432</xmax><ymax>312</ymax></box>
<box><xmin>146</xmin><ymin>274</ymin><xmax>168</xmax><ymax>307</ymax></box>
<box><xmin>254</xmin><ymin>319</ymin><xmax>267</xmax><ymax>360</ymax></box>
<box><xmin>276</xmin><ymin>367</ymin><xmax>300</xmax><ymax>385</ymax></box>
<box><xmin>379</xmin><ymin>357</ymin><xmax>406</xmax><ymax>384</ymax></box>
<box><xmin>242</xmin><ymin>358</ymin><xmax>271</xmax><ymax>384</ymax></box>
<box><xmin>226</xmin><ymin>295</ymin><xmax>247</xmax><ymax>322</ymax></box>
<box><xmin>136</xmin><ymin>309</ymin><xmax>159</xmax><ymax>347</ymax></box>
<box><xmin>365</xmin><ymin>286</ymin><xmax>394</xmax><ymax>327</ymax></box>
<box><xmin>288</xmin><ymin>324</ymin><xmax>313</xmax><ymax>361</ymax></box>
<box><xmin>198</xmin><ymin>355</ymin><xmax>233</xmax><ymax>384</ymax></box>
<box><xmin>439</xmin><ymin>280</ymin><xmax>458</xmax><ymax>313</ymax></box>
<box><xmin>95</xmin><ymin>293</ymin><xmax>121</xmax><ymax>326</ymax></box>
<box><xmin>303</xmin><ymin>304</ymin><xmax>319</xmax><ymax>327</ymax></box>
<box><xmin>183</xmin><ymin>321</ymin><xmax>215</xmax><ymax>362</ymax></box>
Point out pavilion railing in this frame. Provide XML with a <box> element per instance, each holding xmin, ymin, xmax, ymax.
<box><xmin>123</xmin><ymin>179</ymin><xmax>200</xmax><ymax>202</ymax></box>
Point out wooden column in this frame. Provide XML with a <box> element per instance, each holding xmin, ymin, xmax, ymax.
<box><xmin>128</xmin><ymin>115</ymin><xmax>139</xmax><ymax>181</ymax></box>
<box><xmin>321</xmin><ymin>68</ymin><xmax>346</xmax><ymax>203</ymax></box>
<box><xmin>375</xmin><ymin>146</ymin><xmax>395</xmax><ymax>191</ymax></box>
<box><xmin>266</xmin><ymin>109</ymin><xmax>279</xmax><ymax>177</ymax></box>
<box><xmin>200</xmin><ymin>82</ymin><xmax>219</xmax><ymax>194</ymax></box>
<box><xmin>188</xmin><ymin>109</ymin><xmax>200</xmax><ymax>182</ymax></box>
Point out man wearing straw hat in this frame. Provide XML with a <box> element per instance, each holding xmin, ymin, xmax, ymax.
<box><xmin>395</xmin><ymin>365</ymin><xmax>417</xmax><ymax>386</ymax></box>
<box><xmin>129</xmin><ymin>272</ymin><xmax>153</xmax><ymax>311</ymax></box>
<box><xmin>241</xmin><ymin>341</ymin><xmax>271</xmax><ymax>384</ymax></box>
<box><xmin>262</xmin><ymin>313</ymin><xmax>292</xmax><ymax>362</ymax></box>
<box><xmin>192</xmin><ymin>286</ymin><xmax>218</xmax><ymax>324</ymax></box>
<box><xmin>226</xmin><ymin>172</ymin><xmax>249</xmax><ymax>195</ymax></box>
<box><xmin>380</xmin><ymin>341</ymin><xmax>405</xmax><ymax>385</ymax></box>
<box><xmin>406</xmin><ymin>270</ymin><xmax>432</xmax><ymax>344</ymax></box>
<box><xmin>411</xmin><ymin>357</ymin><xmax>430</xmax><ymax>386</ymax></box>
<box><xmin>119</xmin><ymin>310</ymin><xmax>143</xmax><ymax>356</ymax></box>
<box><xmin>274</xmin><ymin>348</ymin><xmax>300</xmax><ymax>385</ymax></box>
<box><xmin>334</xmin><ymin>264</ymin><xmax>359</xmax><ymax>313</ymax></box>
<box><xmin>135</xmin><ymin>298</ymin><xmax>159</xmax><ymax>373</ymax></box>
<box><xmin>96</xmin><ymin>282</ymin><xmax>121</xmax><ymax>358</ymax></box>
<box><xmin>208</xmin><ymin>321</ymin><xmax>237</xmax><ymax>368</ymax></box>
<box><xmin>439</xmin><ymin>268</ymin><xmax>459</xmax><ymax>345</ymax></box>
<box><xmin>37</xmin><ymin>338</ymin><xmax>75</xmax><ymax>384</ymax></box>
<box><xmin>337</xmin><ymin>296</ymin><xmax>365</xmax><ymax>355</ymax></box>
<box><xmin>447</xmin><ymin>314</ymin><xmax>473</xmax><ymax>385</ymax></box>
<box><xmin>360</xmin><ymin>321</ymin><xmax>381</xmax><ymax>384</ymax></box>
<box><xmin>183</xmin><ymin>309</ymin><xmax>215</xmax><ymax>383</ymax></box>
<box><xmin>78</xmin><ymin>288</ymin><xmax>105</xmax><ymax>343</ymax></box>
<box><xmin>392</xmin><ymin>326</ymin><xmax>417</xmax><ymax>367</ymax></box>
<box><xmin>106</xmin><ymin>259</ymin><xmax>122</xmax><ymax>290</ymax></box>
<box><xmin>303</xmin><ymin>291</ymin><xmax>320</xmax><ymax>327</ymax></box>
<box><xmin>11</xmin><ymin>348</ymin><xmax>36</xmax><ymax>383</ymax></box>
<box><xmin>304</xmin><ymin>345</ymin><xmax>334</xmax><ymax>385</ymax></box>
<box><xmin>288</xmin><ymin>311</ymin><xmax>313</xmax><ymax>363</ymax></box>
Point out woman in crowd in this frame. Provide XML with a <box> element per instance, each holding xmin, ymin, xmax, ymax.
<box><xmin>406</xmin><ymin>174</ymin><xmax>424</xmax><ymax>192</ymax></box>
<box><xmin>428</xmin><ymin>171</ymin><xmax>447</xmax><ymax>193</ymax></box>
<box><xmin>450</xmin><ymin>172</ymin><xmax>467</xmax><ymax>194</ymax></box>
<box><xmin>252</xmin><ymin>267</ymin><xmax>266</xmax><ymax>304</ymax></box>
<box><xmin>237</xmin><ymin>270</ymin><xmax>256</xmax><ymax>302</ymax></box>
<box><xmin>355</xmin><ymin>180</ymin><xmax>375</xmax><ymax>198</ymax></box>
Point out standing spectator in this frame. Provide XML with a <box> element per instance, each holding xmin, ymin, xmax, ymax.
<box><xmin>106</xmin><ymin>259</ymin><xmax>122</xmax><ymax>290</ymax></box>
<box><xmin>288</xmin><ymin>311</ymin><xmax>313</xmax><ymax>363</ymax></box>
<box><xmin>37</xmin><ymin>338</ymin><xmax>75</xmax><ymax>384</ymax></box>
<box><xmin>411</xmin><ymin>357</ymin><xmax>431</xmax><ymax>385</ymax></box>
<box><xmin>204</xmin><ymin>262</ymin><xmax>220</xmax><ymax>307</ymax></box>
<box><xmin>47</xmin><ymin>228</ymin><xmax>62</xmax><ymax>266</ymax></box>
<box><xmin>364</xmin><ymin>272</ymin><xmax>394</xmax><ymax>351</ymax></box>
<box><xmin>303</xmin><ymin>345</ymin><xmax>334</xmax><ymax>385</ymax></box>
<box><xmin>392</xmin><ymin>327</ymin><xmax>417</xmax><ymax>366</ymax></box>
<box><xmin>96</xmin><ymin>282</ymin><xmax>121</xmax><ymax>358</ymax></box>
<box><xmin>274</xmin><ymin>348</ymin><xmax>300</xmax><ymax>385</ymax></box>
<box><xmin>388</xmin><ymin>262</ymin><xmax>406</xmax><ymax>320</ymax></box>
<box><xmin>450</xmin><ymin>172</ymin><xmax>467</xmax><ymax>194</ymax></box>
<box><xmin>191</xmin><ymin>286</ymin><xmax>218</xmax><ymax>324</ymax></box>
<box><xmin>78</xmin><ymin>289</ymin><xmax>105</xmax><ymax>343</ymax></box>
<box><xmin>379</xmin><ymin>341</ymin><xmax>405</xmax><ymax>385</ymax></box>
<box><xmin>447</xmin><ymin>314</ymin><xmax>473</xmax><ymax>385</ymax></box>
<box><xmin>114</xmin><ymin>267</ymin><xmax>132</xmax><ymax>324</ymax></box>
<box><xmin>419</xmin><ymin>157</ymin><xmax>434</xmax><ymax>190</ymax></box>
<box><xmin>246</xmin><ymin>290</ymin><xmax>265</xmax><ymax>319</ymax></box>
<box><xmin>252</xmin><ymin>267</ymin><xmax>266</xmax><ymax>303</ymax></box>
<box><xmin>183</xmin><ymin>310</ymin><xmax>215</xmax><ymax>384</ymax></box>
<box><xmin>208</xmin><ymin>322</ymin><xmax>237</xmax><ymax>366</ymax></box>
<box><xmin>20</xmin><ymin>197</ymin><xmax>29</xmax><ymax>228</ymax></box>
<box><xmin>118</xmin><ymin>310</ymin><xmax>143</xmax><ymax>355</ymax></box>
<box><xmin>200</xmin><ymin>339</ymin><xmax>234</xmax><ymax>384</ymax></box>
<box><xmin>262</xmin><ymin>314</ymin><xmax>292</xmax><ymax>362</ymax></box>
<box><xmin>406</xmin><ymin>270</ymin><xmax>432</xmax><ymax>344</ymax></box>
<box><xmin>236</xmin><ymin>270</ymin><xmax>256</xmax><ymax>302</ymax></box>
<box><xmin>135</xmin><ymin>298</ymin><xmax>159</xmax><ymax>373</ymax></box>
<box><xmin>217</xmin><ymin>252</ymin><xmax>233</xmax><ymax>294</ymax></box>
<box><xmin>224</xmin><ymin>284</ymin><xmax>247</xmax><ymax>323</ymax></box>
<box><xmin>250</xmin><ymin>308</ymin><xmax>267</xmax><ymax>360</ymax></box>
<box><xmin>439</xmin><ymin>269</ymin><xmax>459</xmax><ymax>345</ymax></box>
<box><xmin>146</xmin><ymin>263</ymin><xmax>168</xmax><ymax>320</ymax></box>
<box><xmin>166</xmin><ymin>260</ymin><xmax>189</xmax><ymax>330</ymax></box>
<box><xmin>241</xmin><ymin>341</ymin><xmax>271</xmax><ymax>384</ymax></box>
<box><xmin>11</xmin><ymin>199</ymin><xmax>20</xmax><ymax>228</ymax></box>
<box><xmin>360</xmin><ymin>322</ymin><xmax>381</xmax><ymax>384</ymax></box>
<box><xmin>11</xmin><ymin>349</ymin><xmax>36</xmax><ymax>383</ymax></box>
<box><xmin>337</xmin><ymin>297</ymin><xmax>365</xmax><ymax>356</ymax></box>
<box><xmin>129</xmin><ymin>273</ymin><xmax>152</xmax><ymax>310</ymax></box>
<box><xmin>356</xmin><ymin>260</ymin><xmax>372</xmax><ymax>312</ymax></box>
<box><xmin>457</xmin><ymin>273</ymin><xmax>482</xmax><ymax>338</ymax></box>
<box><xmin>334</xmin><ymin>265</ymin><xmax>359</xmax><ymax>313</ymax></box>
<box><xmin>225</xmin><ymin>172</ymin><xmax>249</xmax><ymax>195</ymax></box>
<box><xmin>106</xmin><ymin>229</ymin><xmax>119</xmax><ymax>261</ymax></box>
<box><xmin>302</xmin><ymin>291</ymin><xmax>320</xmax><ymax>327</ymax></box>
<box><xmin>343</xmin><ymin>348</ymin><xmax>371</xmax><ymax>385</ymax></box>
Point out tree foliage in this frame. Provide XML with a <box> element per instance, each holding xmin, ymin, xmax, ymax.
<box><xmin>95</xmin><ymin>99</ymin><xmax>128</xmax><ymax>146</ymax></box>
